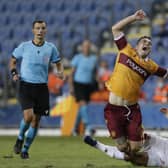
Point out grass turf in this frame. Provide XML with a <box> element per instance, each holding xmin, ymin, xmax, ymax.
<box><xmin>0</xmin><ymin>136</ymin><xmax>156</xmax><ymax>168</ymax></box>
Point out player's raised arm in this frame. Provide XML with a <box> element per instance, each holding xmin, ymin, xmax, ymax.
<box><xmin>112</xmin><ymin>9</ymin><xmax>146</xmax><ymax>39</ymax></box>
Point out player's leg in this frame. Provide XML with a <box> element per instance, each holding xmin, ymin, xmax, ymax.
<box><xmin>104</xmin><ymin>103</ymin><xmax>129</xmax><ymax>153</ymax></box>
<box><xmin>126</xmin><ymin>106</ymin><xmax>157</xmax><ymax>166</ymax></box>
<box><xmin>14</xmin><ymin>82</ymin><xmax>33</xmax><ymax>154</ymax></box>
<box><xmin>83</xmin><ymin>84</ymin><xmax>96</xmax><ymax>136</ymax></box>
<box><xmin>21</xmin><ymin>113</ymin><xmax>40</xmax><ymax>159</ymax></box>
<box><xmin>72</xmin><ymin>82</ymin><xmax>93</xmax><ymax>135</ymax></box>
<box><xmin>127</xmin><ymin>104</ymin><xmax>144</xmax><ymax>155</ymax></box>
<box><xmin>84</xmin><ymin>134</ymin><xmax>165</xmax><ymax>167</ymax></box>
<box><xmin>84</xmin><ymin>136</ymin><xmax>125</xmax><ymax>159</ymax></box>
<box><xmin>73</xmin><ymin>106</ymin><xmax>82</xmax><ymax>135</ymax></box>
<box><xmin>72</xmin><ymin>82</ymin><xmax>83</xmax><ymax>135</ymax></box>
<box><xmin>80</xmin><ymin>102</ymin><xmax>91</xmax><ymax>135</ymax></box>
<box><xmin>14</xmin><ymin>109</ymin><xmax>32</xmax><ymax>154</ymax></box>
<box><xmin>20</xmin><ymin>84</ymin><xmax>49</xmax><ymax>159</ymax></box>
<box><xmin>84</xmin><ymin>136</ymin><xmax>148</xmax><ymax>166</ymax></box>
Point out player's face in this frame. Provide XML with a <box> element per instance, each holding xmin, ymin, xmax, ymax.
<box><xmin>32</xmin><ymin>22</ymin><xmax>47</xmax><ymax>40</ymax></box>
<box><xmin>82</xmin><ymin>40</ymin><xmax>91</xmax><ymax>56</ymax></box>
<box><xmin>136</xmin><ymin>38</ymin><xmax>152</xmax><ymax>58</ymax></box>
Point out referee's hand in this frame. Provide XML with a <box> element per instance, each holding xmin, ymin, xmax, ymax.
<box><xmin>12</xmin><ymin>74</ymin><xmax>19</xmax><ymax>82</ymax></box>
<box><xmin>160</xmin><ymin>108</ymin><xmax>168</xmax><ymax>114</ymax></box>
<box><xmin>56</xmin><ymin>71</ymin><xmax>65</xmax><ymax>80</ymax></box>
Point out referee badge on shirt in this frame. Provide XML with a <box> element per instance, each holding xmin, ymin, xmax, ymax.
<box><xmin>43</xmin><ymin>56</ymin><xmax>50</xmax><ymax>64</ymax></box>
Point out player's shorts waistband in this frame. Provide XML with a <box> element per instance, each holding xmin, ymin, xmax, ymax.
<box><xmin>109</xmin><ymin>92</ymin><xmax>137</xmax><ymax>106</ymax></box>
<box><xmin>20</xmin><ymin>80</ymin><xmax>47</xmax><ymax>87</ymax></box>
<box><xmin>107</xmin><ymin>102</ymin><xmax>138</xmax><ymax>109</ymax></box>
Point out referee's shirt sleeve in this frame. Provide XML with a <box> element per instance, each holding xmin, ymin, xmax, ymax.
<box><xmin>51</xmin><ymin>44</ymin><xmax>61</xmax><ymax>63</ymax></box>
<box><xmin>12</xmin><ymin>43</ymin><xmax>24</xmax><ymax>59</ymax></box>
<box><xmin>71</xmin><ymin>54</ymin><xmax>79</xmax><ymax>68</ymax></box>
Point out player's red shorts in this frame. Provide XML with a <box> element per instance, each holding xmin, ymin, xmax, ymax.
<box><xmin>104</xmin><ymin>103</ymin><xmax>143</xmax><ymax>141</ymax></box>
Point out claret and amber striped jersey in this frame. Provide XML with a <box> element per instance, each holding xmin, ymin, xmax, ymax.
<box><xmin>105</xmin><ymin>34</ymin><xmax>167</xmax><ymax>103</ymax></box>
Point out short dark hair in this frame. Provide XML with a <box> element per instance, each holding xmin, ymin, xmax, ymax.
<box><xmin>32</xmin><ymin>20</ymin><xmax>47</xmax><ymax>28</ymax></box>
<box><xmin>137</xmin><ymin>36</ymin><xmax>151</xmax><ymax>44</ymax></box>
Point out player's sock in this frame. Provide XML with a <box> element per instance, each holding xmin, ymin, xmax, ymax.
<box><xmin>18</xmin><ymin>119</ymin><xmax>30</xmax><ymax>140</ymax></box>
<box><xmin>73</xmin><ymin>108</ymin><xmax>82</xmax><ymax>135</ymax></box>
<box><xmin>102</xmin><ymin>144</ymin><xmax>125</xmax><ymax>159</ymax></box>
<box><xmin>80</xmin><ymin>105</ymin><xmax>91</xmax><ymax>135</ymax></box>
<box><xmin>22</xmin><ymin>126</ymin><xmax>38</xmax><ymax>153</ymax></box>
<box><xmin>84</xmin><ymin>136</ymin><xmax>124</xmax><ymax>160</ymax></box>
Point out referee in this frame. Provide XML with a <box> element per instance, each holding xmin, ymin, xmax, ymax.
<box><xmin>9</xmin><ymin>20</ymin><xmax>64</xmax><ymax>159</ymax></box>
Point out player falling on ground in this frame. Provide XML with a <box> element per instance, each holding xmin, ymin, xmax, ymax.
<box><xmin>103</xmin><ymin>9</ymin><xmax>168</xmax><ymax>161</ymax></box>
<box><xmin>84</xmin><ymin>108</ymin><xmax>168</xmax><ymax>167</ymax></box>
<box><xmin>84</xmin><ymin>132</ymin><xmax>168</xmax><ymax>167</ymax></box>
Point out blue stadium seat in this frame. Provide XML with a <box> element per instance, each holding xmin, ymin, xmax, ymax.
<box><xmin>0</xmin><ymin>26</ymin><xmax>13</xmax><ymax>40</ymax></box>
<box><xmin>140</xmin><ymin>102</ymin><xmax>168</xmax><ymax>129</ymax></box>
<box><xmin>1</xmin><ymin>39</ymin><xmax>18</xmax><ymax>56</ymax></box>
<box><xmin>13</xmin><ymin>25</ymin><xmax>32</xmax><ymax>41</ymax></box>
<box><xmin>19</xmin><ymin>1</ymin><xmax>36</xmax><ymax>12</ymax></box>
<box><xmin>0</xmin><ymin>12</ymin><xmax>10</xmax><ymax>25</ymax></box>
<box><xmin>88</xmin><ymin>102</ymin><xmax>106</xmax><ymax>128</ymax></box>
<box><xmin>100</xmin><ymin>53</ymin><xmax>116</xmax><ymax>70</ymax></box>
<box><xmin>4</xmin><ymin>1</ymin><xmax>21</xmax><ymax>13</ymax></box>
<box><xmin>0</xmin><ymin>1</ymin><xmax>7</xmax><ymax>12</ymax></box>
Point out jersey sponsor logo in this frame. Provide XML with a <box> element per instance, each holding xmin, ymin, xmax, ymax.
<box><xmin>118</xmin><ymin>53</ymin><xmax>150</xmax><ymax>80</ymax></box>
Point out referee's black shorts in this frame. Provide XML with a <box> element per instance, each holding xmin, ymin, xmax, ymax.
<box><xmin>73</xmin><ymin>81</ymin><xmax>95</xmax><ymax>102</ymax></box>
<box><xmin>19</xmin><ymin>81</ymin><xmax>49</xmax><ymax>116</ymax></box>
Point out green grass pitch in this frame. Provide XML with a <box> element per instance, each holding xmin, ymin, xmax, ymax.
<box><xmin>0</xmin><ymin>136</ymin><xmax>157</xmax><ymax>168</ymax></box>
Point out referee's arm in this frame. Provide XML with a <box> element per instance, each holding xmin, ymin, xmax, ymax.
<box><xmin>53</xmin><ymin>60</ymin><xmax>65</xmax><ymax>80</ymax></box>
<box><xmin>9</xmin><ymin>56</ymin><xmax>19</xmax><ymax>81</ymax></box>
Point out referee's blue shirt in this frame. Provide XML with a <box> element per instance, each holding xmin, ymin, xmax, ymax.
<box><xmin>71</xmin><ymin>54</ymin><xmax>98</xmax><ymax>84</ymax></box>
<box><xmin>12</xmin><ymin>41</ymin><xmax>61</xmax><ymax>83</ymax></box>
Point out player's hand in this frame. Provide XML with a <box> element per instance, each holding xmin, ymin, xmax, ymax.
<box><xmin>69</xmin><ymin>87</ymin><xmax>74</xmax><ymax>96</ymax></box>
<box><xmin>56</xmin><ymin>71</ymin><xmax>65</xmax><ymax>80</ymax></box>
<box><xmin>133</xmin><ymin>10</ymin><xmax>146</xmax><ymax>21</ymax></box>
<box><xmin>12</xmin><ymin>74</ymin><xmax>20</xmax><ymax>82</ymax></box>
<box><xmin>160</xmin><ymin>108</ymin><xmax>168</xmax><ymax>114</ymax></box>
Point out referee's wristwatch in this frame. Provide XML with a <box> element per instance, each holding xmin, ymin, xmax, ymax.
<box><xmin>11</xmin><ymin>68</ymin><xmax>18</xmax><ymax>77</ymax></box>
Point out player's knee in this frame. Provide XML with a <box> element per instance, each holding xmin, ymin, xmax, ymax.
<box><xmin>115</xmin><ymin>137</ymin><xmax>129</xmax><ymax>153</ymax></box>
<box><xmin>129</xmin><ymin>144</ymin><xmax>141</xmax><ymax>154</ymax></box>
<box><xmin>117</xmin><ymin>143</ymin><xmax>129</xmax><ymax>153</ymax></box>
<box><xmin>24</xmin><ymin>115</ymin><xmax>32</xmax><ymax>123</ymax></box>
<box><xmin>31</xmin><ymin>121</ymin><xmax>40</xmax><ymax>128</ymax></box>
<box><xmin>129</xmin><ymin>141</ymin><xmax>142</xmax><ymax>155</ymax></box>
<box><xmin>31</xmin><ymin>116</ymin><xmax>41</xmax><ymax>127</ymax></box>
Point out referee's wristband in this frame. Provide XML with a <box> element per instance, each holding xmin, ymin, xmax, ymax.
<box><xmin>11</xmin><ymin>68</ymin><xmax>18</xmax><ymax>77</ymax></box>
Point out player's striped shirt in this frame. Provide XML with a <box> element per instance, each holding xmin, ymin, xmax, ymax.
<box><xmin>105</xmin><ymin>34</ymin><xmax>167</xmax><ymax>103</ymax></box>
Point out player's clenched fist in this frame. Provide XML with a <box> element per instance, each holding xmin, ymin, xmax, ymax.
<box><xmin>133</xmin><ymin>9</ymin><xmax>146</xmax><ymax>21</ymax></box>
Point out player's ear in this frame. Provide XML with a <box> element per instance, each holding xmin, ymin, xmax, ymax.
<box><xmin>135</xmin><ymin>45</ymin><xmax>138</xmax><ymax>50</ymax></box>
<box><xmin>45</xmin><ymin>28</ymin><xmax>47</xmax><ymax>33</ymax></box>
